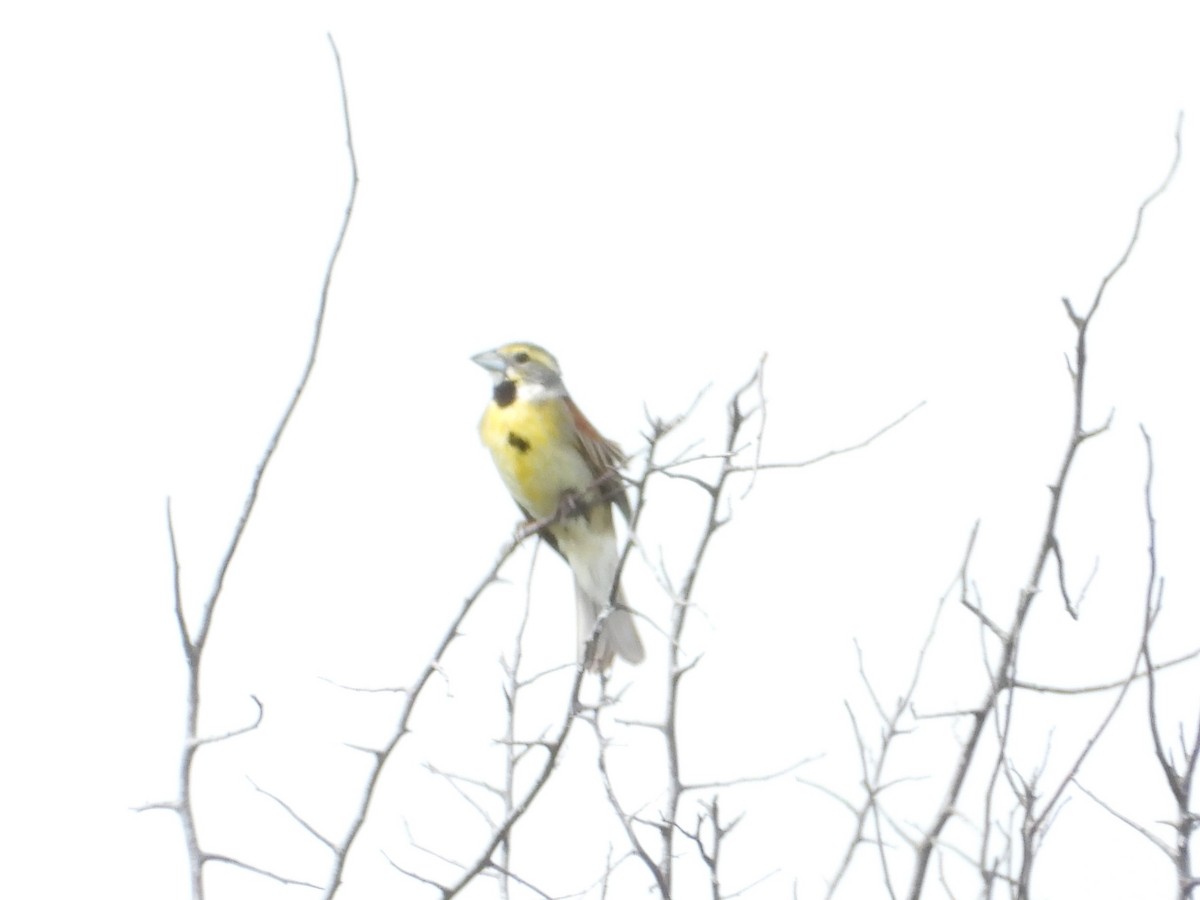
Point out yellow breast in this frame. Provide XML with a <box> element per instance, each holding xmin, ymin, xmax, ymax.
<box><xmin>479</xmin><ymin>396</ymin><xmax>594</xmax><ymax>520</ymax></box>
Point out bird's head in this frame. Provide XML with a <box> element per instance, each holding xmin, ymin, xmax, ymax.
<box><xmin>472</xmin><ymin>342</ymin><xmax>566</xmax><ymax>405</ymax></box>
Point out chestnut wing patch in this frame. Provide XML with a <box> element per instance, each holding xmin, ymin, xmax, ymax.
<box><xmin>564</xmin><ymin>395</ymin><xmax>631</xmax><ymax>521</ymax></box>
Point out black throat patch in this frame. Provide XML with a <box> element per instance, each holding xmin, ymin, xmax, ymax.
<box><xmin>493</xmin><ymin>379</ymin><xmax>517</xmax><ymax>408</ymax></box>
<box><xmin>507</xmin><ymin>432</ymin><xmax>530</xmax><ymax>453</ymax></box>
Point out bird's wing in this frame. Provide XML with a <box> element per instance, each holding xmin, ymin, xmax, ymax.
<box><xmin>564</xmin><ymin>395</ymin><xmax>632</xmax><ymax>522</ymax></box>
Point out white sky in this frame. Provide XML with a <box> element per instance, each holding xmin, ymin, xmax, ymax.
<box><xmin>2</xmin><ymin>3</ymin><xmax>1199</xmax><ymax>899</ymax></box>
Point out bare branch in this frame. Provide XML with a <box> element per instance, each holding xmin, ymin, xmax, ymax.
<box><xmin>152</xmin><ymin>35</ymin><xmax>358</xmax><ymax>900</ymax></box>
<box><xmin>1017</xmin><ymin>638</ymin><xmax>1145</xmax><ymax>877</ymax></box>
<box><xmin>192</xmin><ymin>33</ymin><xmax>357</xmax><ymax>656</ymax></box>
<box><xmin>496</xmin><ymin>546</ymin><xmax>540</xmax><ymax>900</ymax></box>
<box><xmin>318</xmin><ymin>675</ymin><xmax>408</xmax><ymax>694</ymax></box>
<box><xmin>1137</xmin><ymin>423</ymin><xmax>1200</xmax><ymax>898</ymax></box>
<box><xmin>1086</xmin><ymin>113</ymin><xmax>1183</xmax><ymax>322</ymax></box>
<box><xmin>1073</xmin><ymin>779</ymin><xmax>1173</xmax><ymax>858</ymax></box>
<box><xmin>249</xmin><ymin>778</ymin><xmax>339</xmax><ymax>854</ymax></box>
<box><xmin>1048</xmin><ymin>539</ymin><xmax>1081</xmax><ymax>620</ymax></box>
<box><xmin>738</xmin><ymin>351</ymin><xmax>769</xmax><ymax>498</ymax></box>
<box><xmin>681</xmin><ymin>755</ymin><xmax>822</xmax><ymax>793</ymax></box>
<box><xmin>1012</xmin><ymin>647</ymin><xmax>1200</xmax><ymax>695</ymax></box>
<box><xmin>381</xmin><ymin>850</ymin><xmax>449</xmax><ymax>892</ymax></box>
<box><xmin>727</xmin><ymin>401</ymin><xmax>925</xmax><ymax>474</ymax></box>
<box><xmin>167</xmin><ymin>499</ymin><xmax>189</xmax><ymax>659</ymax></box>
<box><xmin>203</xmin><ymin>853</ymin><xmax>322</xmax><ymax>890</ymax></box>
<box><xmin>905</xmin><ymin>117</ymin><xmax>1184</xmax><ymax>900</ymax></box>
<box><xmin>193</xmin><ymin>695</ymin><xmax>264</xmax><ymax>748</ymax></box>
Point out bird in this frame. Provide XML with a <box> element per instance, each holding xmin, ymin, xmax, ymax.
<box><xmin>472</xmin><ymin>342</ymin><xmax>645</xmax><ymax>671</ymax></box>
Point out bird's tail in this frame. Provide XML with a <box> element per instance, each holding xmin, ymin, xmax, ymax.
<box><xmin>576</xmin><ymin>581</ymin><xmax>645</xmax><ymax>671</ymax></box>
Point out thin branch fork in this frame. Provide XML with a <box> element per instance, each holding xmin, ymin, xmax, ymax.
<box><xmin>1137</xmin><ymin>425</ymin><xmax>1200</xmax><ymax>899</ymax></box>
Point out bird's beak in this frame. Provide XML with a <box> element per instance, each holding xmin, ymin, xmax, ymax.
<box><xmin>471</xmin><ymin>349</ymin><xmax>508</xmax><ymax>374</ymax></box>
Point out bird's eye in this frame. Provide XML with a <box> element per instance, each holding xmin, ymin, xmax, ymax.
<box><xmin>512</xmin><ymin>351</ymin><xmax>530</xmax><ymax>364</ymax></box>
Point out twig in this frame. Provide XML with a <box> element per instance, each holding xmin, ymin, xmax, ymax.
<box><xmin>727</xmin><ymin>401</ymin><xmax>925</xmax><ymax>474</ymax></box>
<box><xmin>1073</xmin><ymin>779</ymin><xmax>1173</xmax><ymax>857</ymax></box>
<box><xmin>249</xmin><ymin>778</ymin><xmax>338</xmax><ymax>854</ymax></box>
<box><xmin>203</xmin><ymin>854</ymin><xmax>322</xmax><ymax>889</ymax></box>
<box><xmin>1011</xmin><ymin>647</ymin><xmax>1200</xmax><ymax>695</ymax></box>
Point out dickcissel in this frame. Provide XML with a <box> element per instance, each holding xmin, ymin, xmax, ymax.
<box><xmin>473</xmin><ymin>342</ymin><xmax>645</xmax><ymax>671</ymax></box>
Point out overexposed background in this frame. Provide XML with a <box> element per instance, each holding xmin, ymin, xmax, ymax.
<box><xmin>2</xmin><ymin>3</ymin><xmax>1198</xmax><ymax>898</ymax></box>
